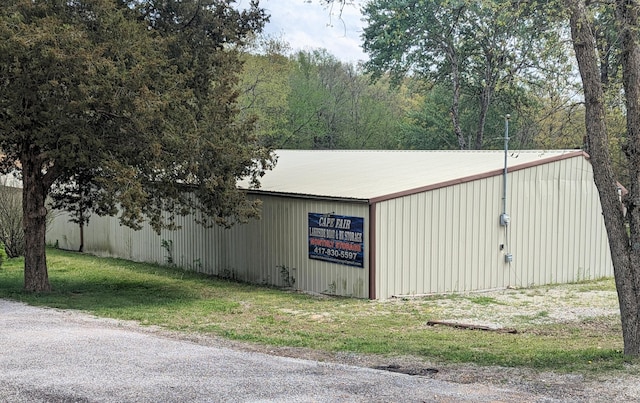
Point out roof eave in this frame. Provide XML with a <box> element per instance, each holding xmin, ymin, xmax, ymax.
<box><xmin>245</xmin><ymin>189</ymin><xmax>369</xmax><ymax>204</ymax></box>
<box><xmin>369</xmin><ymin>150</ymin><xmax>588</xmax><ymax>204</ymax></box>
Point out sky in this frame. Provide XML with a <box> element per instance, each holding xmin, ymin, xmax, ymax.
<box><xmin>244</xmin><ymin>0</ymin><xmax>368</xmax><ymax>63</ymax></box>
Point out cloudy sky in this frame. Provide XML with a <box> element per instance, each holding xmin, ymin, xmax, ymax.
<box><xmin>251</xmin><ymin>0</ymin><xmax>368</xmax><ymax>63</ymax></box>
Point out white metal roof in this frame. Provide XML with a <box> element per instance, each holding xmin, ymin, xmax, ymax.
<box><xmin>241</xmin><ymin>149</ymin><xmax>587</xmax><ymax>201</ymax></box>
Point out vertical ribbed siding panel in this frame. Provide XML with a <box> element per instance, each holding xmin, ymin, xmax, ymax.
<box><xmin>459</xmin><ymin>183</ymin><xmax>471</xmax><ymax>291</ymax></box>
<box><xmin>489</xmin><ymin>175</ymin><xmax>505</xmax><ymax>289</ymax></box>
<box><xmin>471</xmin><ymin>180</ymin><xmax>482</xmax><ymax>288</ymax></box>
<box><xmin>479</xmin><ymin>177</ymin><xmax>491</xmax><ymax>289</ymax></box>
<box><xmin>470</xmin><ymin>180</ymin><xmax>481</xmax><ymax>291</ymax></box>
<box><xmin>508</xmin><ymin>167</ymin><xmax>521</xmax><ymax>287</ymax></box>
<box><xmin>405</xmin><ymin>196</ymin><xmax>415</xmax><ymax>294</ymax></box>
<box><xmin>415</xmin><ymin>192</ymin><xmax>427</xmax><ymax>293</ymax></box>
<box><xmin>46</xmin><ymin>157</ymin><xmax>613</xmax><ymax>300</ymax></box>
<box><xmin>377</xmin><ymin>198</ymin><xmax>390</xmax><ymax>296</ymax></box>
<box><xmin>372</xmin><ymin>156</ymin><xmax>614</xmax><ymax>299</ymax></box>
<box><xmin>506</xmin><ymin>157</ymin><xmax>613</xmax><ymax>289</ymax></box>
<box><xmin>391</xmin><ymin>198</ymin><xmax>401</xmax><ymax>294</ymax></box>
<box><xmin>46</xmin><ymin>195</ymin><xmax>369</xmax><ymax>298</ymax></box>
<box><xmin>509</xmin><ymin>163</ymin><xmax>529</xmax><ymax>287</ymax></box>
<box><xmin>47</xmin><ymin>211</ymin><xmax>77</xmax><ymax>250</ymax></box>
<box><xmin>409</xmin><ymin>194</ymin><xmax>419</xmax><ymax>294</ymax></box>
<box><xmin>578</xmin><ymin>157</ymin><xmax>590</xmax><ymax>276</ymax></box>
<box><xmin>375</xmin><ymin>175</ymin><xmax>504</xmax><ymax>298</ymax></box>
<box><xmin>566</xmin><ymin>158</ymin><xmax>579</xmax><ymax>281</ymax></box>
<box><xmin>433</xmin><ymin>188</ymin><xmax>445</xmax><ymax>292</ymax></box>
<box><xmin>543</xmin><ymin>163</ymin><xmax>556</xmax><ymax>284</ymax></box>
<box><xmin>227</xmin><ymin>196</ymin><xmax>370</xmax><ymax>298</ymax></box>
<box><xmin>575</xmin><ymin>159</ymin><xmax>587</xmax><ymax>278</ymax></box>
<box><xmin>426</xmin><ymin>192</ymin><xmax>438</xmax><ymax>293</ymax></box>
<box><xmin>448</xmin><ymin>186</ymin><xmax>459</xmax><ymax>291</ymax></box>
<box><xmin>559</xmin><ymin>159</ymin><xmax>571</xmax><ymax>283</ymax></box>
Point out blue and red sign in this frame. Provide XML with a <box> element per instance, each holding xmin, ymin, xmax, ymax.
<box><xmin>308</xmin><ymin>213</ymin><xmax>364</xmax><ymax>268</ymax></box>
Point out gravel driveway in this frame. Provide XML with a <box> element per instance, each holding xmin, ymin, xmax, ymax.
<box><xmin>2</xmin><ymin>295</ymin><xmax>639</xmax><ymax>402</ymax></box>
<box><xmin>0</xmin><ymin>298</ymin><xmax>576</xmax><ymax>402</ymax></box>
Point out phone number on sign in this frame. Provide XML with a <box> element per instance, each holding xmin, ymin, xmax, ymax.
<box><xmin>313</xmin><ymin>247</ymin><xmax>358</xmax><ymax>261</ymax></box>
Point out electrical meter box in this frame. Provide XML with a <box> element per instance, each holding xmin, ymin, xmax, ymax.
<box><xmin>500</xmin><ymin>213</ymin><xmax>510</xmax><ymax>226</ymax></box>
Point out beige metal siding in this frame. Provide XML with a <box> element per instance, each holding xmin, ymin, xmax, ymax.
<box><xmin>0</xmin><ymin>173</ymin><xmax>21</xmax><ymax>188</ymax></box>
<box><xmin>46</xmin><ymin>152</ymin><xmax>612</xmax><ymax>300</ymax></box>
<box><xmin>508</xmin><ymin>156</ymin><xmax>611</xmax><ymax>286</ymax></box>
<box><xmin>374</xmin><ymin>156</ymin><xmax>613</xmax><ymax>299</ymax></box>
<box><xmin>47</xmin><ymin>195</ymin><xmax>369</xmax><ymax>298</ymax></box>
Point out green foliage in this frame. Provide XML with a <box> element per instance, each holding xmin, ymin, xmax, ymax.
<box><xmin>0</xmin><ymin>0</ymin><xmax>273</xmax><ymax>290</ymax></box>
<box><xmin>399</xmin><ymin>84</ymin><xmax>458</xmax><ymax>149</ymax></box>
<box><xmin>239</xmin><ymin>36</ymin><xmax>294</xmax><ymax>146</ymax></box>
<box><xmin>0</xmin><ymin>1</ymin><xmax>274</xmax><ymax>229</ymax></box>
<box><xmin>0</xmin><ymin>242</ymin><xmax>7</xmax><ymax>268</ymax></box>
<box><xmin>161</xmin><ymin>239</ymin><xmax>174</xmax><ymax>266</ymax></box>
<box><xmin>361</xmin><ymin>0</ymin><xmax>571</xmax><ymax>149</ymax></box>
<box><xmin>277</xmin><ymin>264</ymin><xmax>296</xmax><ymax>288</ymax></box>
<box><xmin>238</xmin><ymin>39</ymin><xmax>410</xmax><ymax>150</ymax></box>
<box><xmin>468</xmin><ymin>296</ymin><xmax>503</xmax><ymax>306</ymax></box>
<box><xmin>0</xmin><ymin>184</ymin><xmax>24</xmax><ymax>258</ymax></box>
<box><xmin>50</xmin><ymin>168</ymin><xmax>116</xmax><ymax>229</ymax></box>
<box><xmin>242</xmin><ymin>28</ymin><xmax>573</xmax><ymax>153</ymax></box>
<box><xmin>0</xmin><ymin>249</ymin><xmax>630</xmax><ymax>373</ymax></box>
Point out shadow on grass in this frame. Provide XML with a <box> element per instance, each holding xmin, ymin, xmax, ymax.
<box><xmin>0</xmin><ymin>249</ymin><xmax>204</xmax><ymax>312</ymax></box>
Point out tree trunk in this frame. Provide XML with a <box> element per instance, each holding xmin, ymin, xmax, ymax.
<box><xmin>450</xmin><ymin>57</ymin><xmax>466</xmax><ymax>150</ymax></box>
<box><xmin>475</xmin><ymin>85</ymin><xmax>492</xmax><ymax>150</ymax></box>
<box><xmin>616</xmin><ymin>0</ymin><xmax>640</xmax><ymax>355</ymax></box>
<box><xmin>566</xmin><ymin>0</ymin><xmax>640</xmax><ymax>356</ymax></box>
<box><xmin>79</xmin><ymin>220</ymin><xmax>84</xmax><ymax>253</ymax></box>
<box><xmin>21</xmin><ymin>147</ymin><xmax>51</xmax><ymax>293</ymax></box>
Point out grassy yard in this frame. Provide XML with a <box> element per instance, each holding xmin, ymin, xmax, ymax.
<box><xmin>0</xmin><ymin>248</ymin><xmax>633</xmax><ymax>374</ymax></box>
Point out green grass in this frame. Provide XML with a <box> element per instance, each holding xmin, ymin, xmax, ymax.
<box><xmin>0</xmin><ymin>248</ymin><xmax>634</xmax><ymax>374</ymax></box>
<box><xmin>467</xmin><ymin>296</ymin><xmax>504</xmax><ymax>306</ymax></box>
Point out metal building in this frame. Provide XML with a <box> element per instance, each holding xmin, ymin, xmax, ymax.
<box><xmin>0</xmin><ymin>172</ymin><xmax>21</xmax><ymax>188</ymax></box>
<box><xmin>47</xmin><ymin>150</ymin><xmax>614</xmax><ymax>299</ymax></box>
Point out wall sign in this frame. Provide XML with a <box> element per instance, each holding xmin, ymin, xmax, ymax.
<box><xmin>308</xmin><ymin>213</ymin><xmax>364</xmax><ymax>268</ymax></box>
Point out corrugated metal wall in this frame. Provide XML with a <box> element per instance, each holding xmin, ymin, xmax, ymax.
<box><xmin>47</xmin><ymin>155</ymin><xmax>613</xmax><ymax>300</ymax></box>
<box><xmin>0</xmin><ymin>173</ymin><xmax>21</xmax><ymax>188</ymax></box>
<box><xmin>374</xmin><ymin>156</ymin><xmax>613</xmax><ymax>299</ymax></box>
<box><xmin>47</xmin><ymin>195</ymin><xmax>370</xmax><ymax>298</ymax></box>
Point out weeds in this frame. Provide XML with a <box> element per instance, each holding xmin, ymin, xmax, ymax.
<box><xmin>278</xmin><ymin>265</ymin><xmax>296</xmax><ymax>288</ymax></box>
<box><xmin>160</xmin><ymin>239</ymin><xmax>174</xmax><ymax>265</ymax></box>
<box><xmin>0</xmin><ymin>184</ymin><xmax>24</xmax><ymax>257</ymax></box>
<box><xmin>0</xmin><ymin>243</ymin><xmax>7</xmax><ymax>268</ymax></box>
<box><xmin>468</xmin><ymin>296</ymin><xmax>503</xmax><ymax>306</ymax></box>
<box><xmin>0</xmin><ymin>249</ymin><xmax>627</xmax><ymax>374</ymax></box>
<box><xmin>219</xmin><ymin>267</ymin><xmax>238</xmax><ymax>281</ymax></box>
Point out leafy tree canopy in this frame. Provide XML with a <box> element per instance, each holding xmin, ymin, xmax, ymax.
<box><xmin>0</xmin><ymin>0</ymin><xmax>273</xmax><ymax>291</ymax></box>
<box><xmin>361</xmin><ymin>0</ymin><xmax>569</xmax><ymax>149</ymax></box>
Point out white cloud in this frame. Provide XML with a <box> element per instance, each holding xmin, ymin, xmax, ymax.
<box><xmin>257</xmin><ymin>0</ymin><xmax>368</xmax><ymax>63</ymax></box>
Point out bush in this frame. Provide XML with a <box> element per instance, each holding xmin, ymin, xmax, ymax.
<box><xmin>0</xmin><ymin>242</ymin><xmax>7</xmax><ymax>268</ymax></box>
<box><xmin>0</xmin><ymin>184</ymin><xmax>24</xmax><ymax>258</ymax></box>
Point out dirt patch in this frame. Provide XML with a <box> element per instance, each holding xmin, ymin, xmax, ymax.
<box><xmin>56</xmin><ymin>279</ymin><xmax>640</xmax><ymax>402</ymax></box>
<box><xmin>187</xmin><ymin>280</ymin><xmax>637</xmax><ymax>402</ymax></box>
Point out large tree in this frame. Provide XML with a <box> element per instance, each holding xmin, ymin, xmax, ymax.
<box><xmin>0</xmin><ymin>0</ymin><xmax>273</xmax><ymax>292</ymax></box>
<box><xmin>320</xmin><ymin>0</ymin><xmax>640</xmax><ymax>356</ymax></box>
<box><xmin>238</xmin><ymin>40</ymin><xmax>407</xmax><ymax>150</ymax></box>
<box><xmin>361</xmin><ymin>0</ymin><xmax>568</xmax><ymax>149</ymax></box>
<box><xmin>566</xmin><ymin>0</ymin><xmax>640</xmax><ymax>356</ymax></box>
<box><xmin>238</xmin><ymin>36</ymin><xmax>294</xmax><ymax>147</ymax></box>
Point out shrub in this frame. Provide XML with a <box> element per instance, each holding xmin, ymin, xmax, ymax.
<box><xmin>0</xmin><ymin>183</ymin><xmax>24</xmax><ymax>258</ymax></box>
<box><xmin>0</xmin><ymin>242</ymin><xmax>7</xmax><ymax>268</ymax></box>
